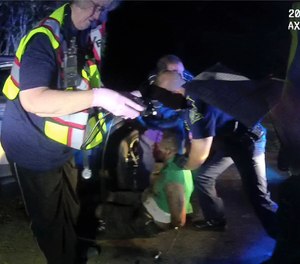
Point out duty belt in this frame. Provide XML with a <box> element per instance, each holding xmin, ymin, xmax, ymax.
<box><xmin>233</xmin><ymin>121</ymin><xmax>264</xmax><ymax>141</ymax></box>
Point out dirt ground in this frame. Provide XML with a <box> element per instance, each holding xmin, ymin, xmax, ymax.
<box><xmin>0</xmin><ymin>120</ymin><xmax>289</xmax><ymax>264</ymax></box>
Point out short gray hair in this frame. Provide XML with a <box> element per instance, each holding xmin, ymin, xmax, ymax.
<box><xmin>72</xmin><ymin>0</ymin><xmax>121</xmax><ymax>10</ymax></box>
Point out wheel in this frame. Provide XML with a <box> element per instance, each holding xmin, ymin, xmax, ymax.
<box><xmin>103</xmin><ymin>122</ymin><xmax>142</xmax><ymax>191</ymax></box>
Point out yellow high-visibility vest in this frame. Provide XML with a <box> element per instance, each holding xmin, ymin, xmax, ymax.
<box><xmin>3</xmin><ymin>4</ymin><xmax>107</xmax><ymax>150</ymax></box>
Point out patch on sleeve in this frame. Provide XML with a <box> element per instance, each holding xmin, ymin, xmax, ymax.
<box><xmin>187</xmin><ymin>96</ymin><xmax>203</xmax><ymax>124</ymax></box>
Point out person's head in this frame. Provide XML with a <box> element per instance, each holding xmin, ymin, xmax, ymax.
<box><xmin>154</xmin><ymin>70</ymin><xmax>186</xmax><ymax>95</ymax></box>
<box><xmin>71</xmin><ymin>0</ymin><xmax>120</xmax><ymax>30</ymax></box>
<box><xmin>156</xmin><ymin>54</ymin><xmax>185</xmax><ymax>77</ymax></box>
<box><xmin>153</xmin><ymin>129</ymin><xmax>181</xmax><ymax>163</ymax></box>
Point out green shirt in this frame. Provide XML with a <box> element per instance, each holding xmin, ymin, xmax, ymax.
<box><xmin>152</xmin><ymin>158</ymin><xmax>194</xmax><ymax>214</ymax></box>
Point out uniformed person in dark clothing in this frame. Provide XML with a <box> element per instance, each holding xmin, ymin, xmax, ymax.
<box><xmin>152</xmin><ymin>70</ymin><xmax>278</xmax><ymax>238</ymax></box>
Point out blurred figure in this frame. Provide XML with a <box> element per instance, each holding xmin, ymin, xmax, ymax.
<box><xmin>148</xmin><ymin>54</ymin><xmax>194</xmax><ymax>84</ymax></box>
<box><xmin>138</xmin><ymin>54</ymin><xmax>192</xmax><ymax>186</ymax></box>
<box><xmin>264</xmin><ymin>2</ymin><xmax>300</xmax><ymax>263</ymax></box>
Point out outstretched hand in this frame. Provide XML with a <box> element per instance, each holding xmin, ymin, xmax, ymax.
<box><xmin>92</xmin><ymin>88</ymin><xmax>145</xmax><ymax>119</ymax></box>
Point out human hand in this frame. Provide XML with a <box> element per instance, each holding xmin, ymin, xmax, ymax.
<box><xmin>92</xmin><ymin>88</ymin><xmax>145</xmax><ymax>119</ymax></box>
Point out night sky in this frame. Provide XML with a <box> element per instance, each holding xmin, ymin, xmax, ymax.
<box><xmin>101</xmin><ymin>1</ymin><xmax>292</xmax><ymax>91</ymax></box>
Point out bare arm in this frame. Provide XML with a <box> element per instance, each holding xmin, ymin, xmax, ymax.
<box><xmin>17</xmin><ymin>34</ymin><xmax>143</xmax><ymax>118</ymax></box>
<box><xmin>165</xmin><ymin>183</ymin><xmax>186</xmax><ymax>227</ymax></box>
<box><xmin>19</xmin><ymin>87</ymin><xmax>93</xmax><ymax>117</ymax></box>
<box><xmin>19</xmin><ymin>86</ymin><xmax>144</xmax><ymax>118</ymax></box>
<box><xmin>184</xmin><ymin>136</ymin><xmax>213</xmax><ymax>170</ymax></box>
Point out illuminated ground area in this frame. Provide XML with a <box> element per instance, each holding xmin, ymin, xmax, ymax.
<box><xmin>0</xmin><ymin>122</ymin><xmax>288</xmax><ymax>264</ymax></box>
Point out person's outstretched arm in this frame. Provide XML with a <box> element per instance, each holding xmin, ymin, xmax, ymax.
<box><xmin>20</xmin><ymin>87</ymin><xmax>144</xmax><ymax>119</ymax></box>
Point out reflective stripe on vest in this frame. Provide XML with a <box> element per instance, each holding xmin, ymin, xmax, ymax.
<box><xmin>3</xmin><ymin>4</ymin><xmax>106</xmax><ymax>150</ymax></box>
<box><xmin>45</xmin><ymin>110</ymin><xmax>89</xmax><ymax>150</ymax></box>
<box><xmin>43</xmin><ymin>57</ymin><xmax>103</xmax><ymax>149</ymax></box>
<box><xmin>3</xmin><ymin>5</ymin><xmax>64</xmax><ymax>100</ymax></box>
<box><xmin>84</xmin><ymin>112</ymin><xmax>107</xmax><ymax>150</ymax></box>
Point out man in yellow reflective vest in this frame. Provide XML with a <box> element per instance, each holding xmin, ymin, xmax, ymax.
<box><xmin>0</xmin><ymin>1</ymin><xmax>144</xmax><ymax>263</ymax></box>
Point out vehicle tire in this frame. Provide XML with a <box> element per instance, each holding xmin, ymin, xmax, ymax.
<box><xmin>103</xmin><ymin>123</ymin><xmax>141</xmax><ymax>191</ymax></box>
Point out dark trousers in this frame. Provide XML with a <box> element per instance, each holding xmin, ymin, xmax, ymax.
<box><xmin>97</xmin><ymin>202</ymin><xmax>162</xmax><ymax>240</ymax></box>
<box><xmin>193</xmin><ymin>135</ymin><xmax>278</xmax><ymax>238</ymax></box>
<box><xmin>10</xmin><ymin>159</ymin><xmax>84</xmax><ymax>264</ymax></box>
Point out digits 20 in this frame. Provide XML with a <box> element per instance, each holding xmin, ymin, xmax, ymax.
<box><xmin>289</xmin><ymin>9</ymin><xmax>300</xmax><ymax>18</ymax></box>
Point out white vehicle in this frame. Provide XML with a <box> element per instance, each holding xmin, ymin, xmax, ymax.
<box><xmin>0</xmin><ymin>56</ymin><xmax>13</xmax><ymax>177</ymax></box>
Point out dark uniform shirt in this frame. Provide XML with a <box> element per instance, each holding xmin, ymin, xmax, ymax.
<box><xmin>1</xmin><ymin>34</ymin><xmax>74</xmax><ymax>171</ymax></box>
<box><xmin>184</xmin><ymin>92</ymin><xmax>266</xmax><ymax>156</ymax></box>
<box><xmin>185</xmin><ymin>95</ymin><xmax>237</xmax><ymax>139</ymax></box>
<box><xmin>1</xmin><ymin>6</ymin><xmax>85</xmax><ymax>171</ymax></box>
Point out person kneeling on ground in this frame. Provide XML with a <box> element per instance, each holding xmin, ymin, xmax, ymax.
<box><xmin>151</xmin><ymin>70</ymin><xmax>278</xmax><ymax>238</ymax></box>
<box><xmin>95</xmin><ymin>129</ymin><xmax>194</xmax><ymax>240</ymax></box>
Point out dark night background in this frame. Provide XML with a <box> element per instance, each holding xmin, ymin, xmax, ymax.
<box><xmin>101</xmin><ymin>1</ymin><xmax>292</xmax><ymax>91</ymax></box>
